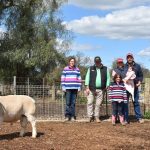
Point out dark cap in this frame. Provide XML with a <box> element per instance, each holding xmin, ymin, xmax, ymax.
<box><xmin>94</xmin><ymin>56</ymin><xmax>101</xmax><ymax>62</ymax></box>
<box><xmin>117</xmin><ymin>58</ymin><xmax>123</xmax><ymax>63</ymax></box>
<box><xmin>126</xmin><ymin>53</ymin><xmax>134</xmax><ymax>59</ymax></box>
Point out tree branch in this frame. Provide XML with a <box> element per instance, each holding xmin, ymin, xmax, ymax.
<box><xmin>0</xmin><ymin>0</ymin><xmax>19</xmax><ymax>10</ymax></box>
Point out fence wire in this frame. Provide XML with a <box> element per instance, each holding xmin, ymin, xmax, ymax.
<box><xmin>0</xmin><ymin>77</ymin><xmax>149</xmax><ymax>120</ymax></box>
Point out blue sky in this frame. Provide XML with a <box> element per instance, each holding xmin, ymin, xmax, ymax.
<box><xmin>60</xmin><ymin>0</ymin><xmax>150</xmax><ymax>69</ymax></box>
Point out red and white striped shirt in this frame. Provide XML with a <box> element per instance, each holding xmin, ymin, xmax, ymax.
<box><xmin>108</xmin><ymin>82</ymin><xmax>127</xmax><ymax>103</ymax></box>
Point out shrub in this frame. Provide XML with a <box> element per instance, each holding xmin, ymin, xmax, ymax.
<box><xmin>144</xmin><ymin>111</ymin><xmax>150</xmax><ymax>119</ymax></box>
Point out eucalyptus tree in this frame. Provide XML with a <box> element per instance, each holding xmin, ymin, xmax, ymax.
<box><xmin>0</xmin><ymin>0</ymin><xmax>70</xmax><ymax>82</ymax></box>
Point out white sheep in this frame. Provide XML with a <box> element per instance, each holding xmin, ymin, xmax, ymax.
<box><xmin>0</xmin><ymin>95</ymin><xmax>37</xmax><ymax>138</ymax></box>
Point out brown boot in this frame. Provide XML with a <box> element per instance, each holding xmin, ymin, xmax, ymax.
<box><xmin>88</xmin><ymin>117</ymin><xmax>93</xmax><ymax>122</ymax></box>
<box><xmin>95</xmin><ymin>117</ymin><xmax>101</xmax><ymax>123</ymax></box>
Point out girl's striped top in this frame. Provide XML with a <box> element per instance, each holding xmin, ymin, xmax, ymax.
<box><xmin>61</xmin><ymin>66</ymin><xmax>81</xmax><ymax>91</ymax></box>
<box><xmin>108</xmin><ymin>82</ymin><xmax>127</xmax><ymax>103</ymax></box>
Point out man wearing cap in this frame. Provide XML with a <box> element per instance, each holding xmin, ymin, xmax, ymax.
<box><xmin>124</xmin><ymin>53</ymin><xmax>144</xmax><ymax>123</ymax></box>
<box><xmin>85</xmin><ymin>56</ymin><xmax>110</xmax><ymax>122</ymax></box>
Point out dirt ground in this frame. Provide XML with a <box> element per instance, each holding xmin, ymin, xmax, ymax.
<box><xmin>0</xmin><ymin>120</ymin><xmax>150</xmax><ymax>150</ymax></box>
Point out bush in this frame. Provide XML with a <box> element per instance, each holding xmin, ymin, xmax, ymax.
<box><xmin>77</xmin><ymin>96</ymin><xmax>87</xmax><ymax>104</ymax></box>
<box><xmin>144</xmin><ymin>111</ymin><xmax>150</xmax><ymax>119</ymax></box>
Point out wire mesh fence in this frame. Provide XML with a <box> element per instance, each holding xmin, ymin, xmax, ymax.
<box><xmin>0</xmin><ymin>77</ymin><xmax>149</xmax><ymax>120</ymax></box>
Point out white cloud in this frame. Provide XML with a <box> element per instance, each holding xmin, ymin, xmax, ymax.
<box><xmin>138</xmin><ymin>48</ymin><xmax>150</xmax><ymax>56</ymax></box>
<box><xmin>69</xmin><ymin>0</ymin><xmax>150</xmax><ymax>10</ymax></box>
<box><xmin>55</xmin><ymin>38</ymin><xmax>71</xmax><ymax>53</ymax></box>
<box><xmin>0</xmin><ymin>28</ymin><xmax>4</xmax><ymax>32</ymax></box>
<box><xmin>0</xmin><ymin>28</ymin><xmax>5</xmax><ymax>39</ymax></box>
<box><xmin>71</xmin><ymin>43</ymin><xmax>101</xmax><ymax>51</ymax></box>
<box><xmin>67</xmin><ymin>6</ymin><xmax>150</xmax><ymax>40</ymax></box>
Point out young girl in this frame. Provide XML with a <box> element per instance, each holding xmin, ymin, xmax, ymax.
<box><xmin>108</xmin><ymin>74</ymin><xmax>127</xmax><ymax>126</ymax></box>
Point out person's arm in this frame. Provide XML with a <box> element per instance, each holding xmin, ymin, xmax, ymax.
<box><xmin>112</xmin><ymin>70</ymin><xmax>116</xmax><ymax>77</ymax></box>
<box><xmin>108</xmin><ymin>85</ymin><xmax>112</xmax><ymax>101</ymax></box>
<box><xmin>85</xmin><ymin>68</ymin><xmax>90</xmax><ymax>87</ymax></box>
<box><xmin>61</xmin><ymin>68</ymin><xmax>66</xmax><ymax>91</ymax></box>
<box><xmin>106</xmin><ymin>68</ymin><xmax>110</xmax><ymax>88</ymax></box>
<box><xmin>123</xmin><ymin>71</ymin><xmax>134</xmax><ymax>81</ymax></box>
<box><xmin>77</xmin><ymin>69</ymin><xmax>82</xmax><ymax>91</ymax></box>
<box><xmin>123</xmin><ymin>86</ymin><xmax>127</xmax><ymax>103</ymax></box>
<box><xmin>85</xmin><ymin>68</ymin><xmax>90</xmax><ymax>95</ymax></box>
<box><xmin>136</xmin><ymin>64</ymin><xmax>143</xmax><ymax>87</ymax></box>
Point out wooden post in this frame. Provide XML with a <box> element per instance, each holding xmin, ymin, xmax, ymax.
<box><xmin>13</xmin><ymin>76</ymin><xmax>16</xmax><ymax>95</ymax></box>
<box><xmin>52</xmin><ymin>81</ymin><xmax>56</xmax><ymax>101</ymax></box>
<box><xmin>144</xmin><ymin>78</ymin><xmax>150</xmax><ymax>113</ymax></box>
<box><xmin>27</xmin><ymin>77</ymin><xmax>30</xmax><ymax>96</ymax></box>
<box><xmin>43</xmin><ymin>78</ymin><xmax>45</xmax><ymax>100</ymax></box>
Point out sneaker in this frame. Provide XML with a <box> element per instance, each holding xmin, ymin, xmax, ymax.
<box><xmin>121</xmin><ymin>122</ymin><xmax>126</xmax><ymax>126</ymax></box>
<box><xmin>95</xmin><ymin>117</ymin><xmax>101</xmax><ymax>123</ymax></box>
<box><xmin>138</xmin><ymin>119</ymin><xmax>144</xmax><ymax>124</ymax></box>
<box><xmin>124</xmin><ymin>121</ymin><xmax>130</xmax><ymax>124</ymax></box>
<box><xmin>112</xmin><ymin>122</ymin><xmax>116</xmax><ymax>126</ymax></box>
<box><xmin>64</xmin><ymin>117</ymin><xmax>70</xmax><ymax>122</ymax></box>
<box><xmin>70</xmin><ymin>117</ymin><xmax>76</xmax><ymax>122</ymax></box>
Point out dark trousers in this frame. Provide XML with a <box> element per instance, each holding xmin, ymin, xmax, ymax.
<box><xmin>123</xmin><ymin>101</ymin><xmax>129</xmax><ymax>122</ymax></box>
<box><xmin>112</xmin><ymin>101</ymin><xmax>124</xmax><ymax>116</ymax></box>
<box><xmin>65</xmin><ymin>89</ymin><xmax>77</xmax><ymax>119</ymax></box>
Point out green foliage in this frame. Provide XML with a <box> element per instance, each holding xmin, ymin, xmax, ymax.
<box><xmin>75</xmin><ymin>51</ymin><xmax>92</xmax><ymax>80</ymax></box>
<box><xmin>141</xmin><ymin>65</ymin><xmax>150</xmax><ymax>78</ymax></box>
<box><xmin>46</xmin><ymin>66</ymin><xmax>64</xmax><ymax>85</ymax></box>
<box><xmin>0</xmin><ymin>0</ymin><xmax>71</xmax><ymax>82</ymax></box>
<box><xmin>77</xmin><ymin>96</ymin><xmax>87</xmax><ymax>104</ymax></box>
<box><xmin>144</xmin><ymin>111</ymin><xmax>150</xmax><ymax>119</ymax></box>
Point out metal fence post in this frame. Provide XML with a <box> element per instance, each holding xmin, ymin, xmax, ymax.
<box><xmin>13</xmin><ymin>76</ymin><xmax>16</xmax><ymax>95</ymax></box>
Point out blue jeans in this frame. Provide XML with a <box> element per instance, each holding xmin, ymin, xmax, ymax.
<box><xmin>65</xmin><ymin>89</ymin><xmax>78</xmax><ymax>118</ymax></box>
<box><xmin>112</xmin><ymin>101</ymin><xmax>124</xmax><ymax>116</ymax></box>
<box><xmin>126</xmin><ymin>87</ymin><xmax>142</xmax><ymax>120</ymax></box>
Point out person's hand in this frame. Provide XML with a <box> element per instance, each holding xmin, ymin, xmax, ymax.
<box><xmin>62</xmin><ymin>89</ymin><xmax>66</xmax><ymax>92</ymax></box>
<box><xmin>85</xmin><ymin>88</ymin><xmax>90</xmax><ymax>96</ymax></box>
<box><xmin>123</xmin><ymin>79</ymin><xmax>128</xmax><ymax>83</ymax></box>
<box><xmin>106</xmin><ymin>86</ymin><xmax>109</xmax><ymax>90</ymax></box>
<box><xmin>136</xmin><ymin>82</ymin><xmax>141</xmax><ymax>87</ymax></box>
<box><xmin>118</xmin><ymin>100</ymin><xmax>122</xmax><ymax>103</ymax></box>
<box><xmin>94</xmin><ymin>91</ymin><xmax>97</xmax><ymax>96</ymax></box>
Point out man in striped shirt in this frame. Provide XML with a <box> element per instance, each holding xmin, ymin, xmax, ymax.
<box><xmin>61</xmin><ymin>56</ymin><xmax>81</xmax><ymax>121</ymax></box>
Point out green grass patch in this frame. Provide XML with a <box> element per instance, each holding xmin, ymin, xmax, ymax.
<box><xmin>144</xmin><ymin>111</ymin><xmax>150</xmax><ymax>119</ymax></box>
